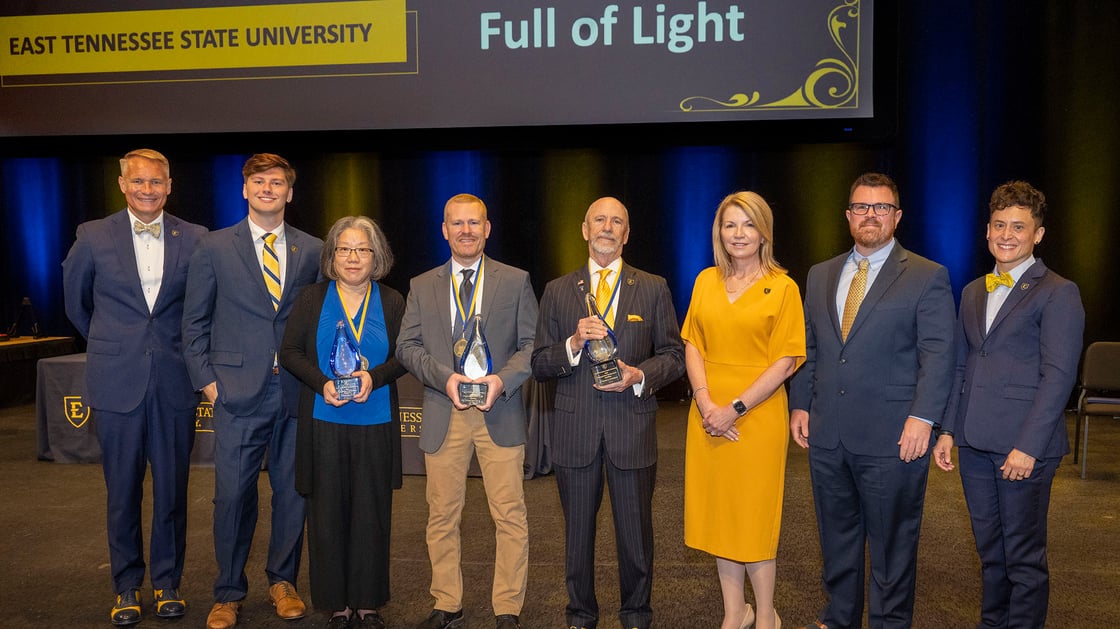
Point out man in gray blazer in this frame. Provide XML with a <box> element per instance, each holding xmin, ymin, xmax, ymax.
<box><xmin>531</xmin><ymin>197</ymin><xmax>685</xmax><ymax>629</ymax></box>
<box><xmin>934</xmin><ymin>181</ymin><xmax>1084</xmax><ymax>629</ymax></box>
<box><xmin>183</xmin><ymin>154</ymin><xmax>323</xmax><ymax>629</ymax></box>
<box><xmin>397</xmin><ymin>193</ymin><xmax>539</xmax><ymax>629</ymax></box>
<box><xmin>789</xmin><ymin>173</ymin><xmax>956</xmax><ymax>629</ymax></box>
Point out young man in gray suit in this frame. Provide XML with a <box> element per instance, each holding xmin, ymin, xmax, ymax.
<box><xmin>397</xmin><ymin>193</ymin><xmax>539</xmax><ymax>629</ymax></box>
<box><xmin>789</xmin><ymin>173</ymin><xmax>956</xmax><ymax>629</ymax></box>
<box><xmin>63</xmin><ymin>149</ymin><xmax>207</xmax><ymax>626</ymax></box>
<box><xmin>183</xmin><ymin>154</ymin><xmax>323</xmax><ymax>629</ymax></box>
<box><xmin>934</xmin><ymin>181</ymin><xmax>1084</xmax><ymax>629</ymax></box>
<box><xmin>532</xmin><ymin>196</ymin><xmax>685</xmax><ymax>629</ymax></box>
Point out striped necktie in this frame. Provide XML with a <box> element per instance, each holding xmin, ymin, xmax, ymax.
<box><xmin>262</xmin><ymin>233</ymin><xmax>281</xmax><ymax>311</ymax></box>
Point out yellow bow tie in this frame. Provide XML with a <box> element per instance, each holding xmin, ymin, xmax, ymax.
<box><xmin>985</xmin><ymin>272</ymin><xmax>1014</xmax><ymax>292</ymax></box>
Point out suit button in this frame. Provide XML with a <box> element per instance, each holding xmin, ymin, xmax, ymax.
<box><xmin>839</xmin><ymin>358</ymin><xmax>847</xmax><ymax>364</ymax></box>
<box><xmin>839</xmin><ymin>389</ymin><xmax>845</xmax><ymax>395</ymax></box>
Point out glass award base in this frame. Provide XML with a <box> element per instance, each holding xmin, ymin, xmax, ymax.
<box><xmin>335</xmin><ymin>376</ymin><xmax>361</xmax><ymax>400</ymax></box>
<box><xmin>458</xmin><ymin>382</ymin><xmax>489</xmax><ymax>407</ymax></box>
<box><xmin>591</xmin><ymin>359</ymin><xmax>622</xmax><ymax>387</ymax></box>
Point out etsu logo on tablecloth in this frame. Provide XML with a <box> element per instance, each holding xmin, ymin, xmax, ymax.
<box><xmin>63</xmin><ymin>395</ymin><xmax>90</xmax><ymax>428</ymax></box>
<box><xmin>195</xmin><ymin>401</ymin><xmax>214</xmax><ymax>433</ymax></box>
<box><xmin>400</xmin><ymin>406</ymin><xmax>422</xmax><ymax>436</ymax></box>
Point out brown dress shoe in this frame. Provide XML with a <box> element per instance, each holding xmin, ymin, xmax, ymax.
<box><xmin>206</xmin><ymin>601</ymin><xmax>241</xmax><ymax>629</ymax></box>
<box><xmin>268</xmin><ymin>581</ymin><xmax>307</xmax><ymax>620</ymax></box>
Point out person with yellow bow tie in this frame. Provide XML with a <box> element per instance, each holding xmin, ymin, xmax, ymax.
<box><xmin>933</xmin><ymin>180</ymin><xmax>1085</xmax><ymax>629</ymax></box>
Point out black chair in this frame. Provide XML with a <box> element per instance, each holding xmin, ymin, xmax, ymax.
<box><xmin>1073</xmin><ymin>341</ymin><xmax>1120</xmax><ymax>479</ymax></box>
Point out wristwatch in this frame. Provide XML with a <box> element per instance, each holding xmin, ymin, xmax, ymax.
<box><xmin>732</xmin><ymin>399</ymin><xmax>747</xmax><ymax>417</ymax></box>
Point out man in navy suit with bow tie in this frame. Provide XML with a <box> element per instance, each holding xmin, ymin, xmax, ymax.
<box><xmin>934</xmin><ymin>181</ymin><xmax>1084</xmax><ymax>629</ymax></box>
<box><xmin>63</xmin><ymin>148</ymin><xmax>207</xmax><ymax>626</ymax></box>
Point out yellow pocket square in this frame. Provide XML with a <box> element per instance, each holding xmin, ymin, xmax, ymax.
<box><xmin>627</xmin><ymin>314</ymin><xmax>643</xmax><ymax>322</ymax></box>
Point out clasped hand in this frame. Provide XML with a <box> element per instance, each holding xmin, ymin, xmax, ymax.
<box><xmin>322</xmin><ymin>370</ymin><xmax>373</xmax><ymax>406</ymax></box>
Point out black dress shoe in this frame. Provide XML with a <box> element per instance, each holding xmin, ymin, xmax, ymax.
<box><xmin>417</xmin><ymin>609</ymin><xmax>464</xmax><ymax>629</ymax></box>
<box><xmin>496</xmin><ymin>613</ymin><xmax>521</xmax><ymax>628</ymax></box>
<box><xmin>354</xmin><ymin>610</ymin><xmax>386</xmax><ymax>628</ymax></box>
<box><xmin>325</xmin><ymin>613</ymin><xmax>351</xmax><ymax>628</ymax></box>
<box><xmin>153</xmin><ymin>587</ymin><xmax>186</xmax><ymax>618</ymax></box>
<box><xmin>111</xmin><ymin>589</ymin><xmax>142</xmax><ymax>626</ymax></box>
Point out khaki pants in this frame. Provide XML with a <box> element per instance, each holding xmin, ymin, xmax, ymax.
<box><xmin>424</xmin><ymin>407</ymin><xmax>528</xmax><ymax>616</ymax></box>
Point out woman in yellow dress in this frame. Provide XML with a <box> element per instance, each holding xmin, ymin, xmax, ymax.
<box><xmin>682</xmin><ymin>191</ymin><xmax>806</xmax><ymax>629</ymax></box>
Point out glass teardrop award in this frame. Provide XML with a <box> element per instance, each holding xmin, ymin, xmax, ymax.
<box><xmin>329</xmin><ymin>321</ymin><xmax>362</xmax><ymax>400</ymax></box>
<box><xmin>457</xmin><ymin>314</ymin><xmax>493</xmax><ymax>406</ymax></box>
<box><xmin>584</xmin><ymin>292</ymin><xmax>622</xmax><ymax>386</ymax></box>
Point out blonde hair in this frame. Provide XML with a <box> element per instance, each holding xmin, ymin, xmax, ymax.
<box><xmin>119</xmin><ymin>149</ymin><xmax>170</xmax><ymax>178</ymax></box>
<box><xmin>711</xmin><ymin>191</ymin><xmax>785</xmax><ymax>278</ymax></box>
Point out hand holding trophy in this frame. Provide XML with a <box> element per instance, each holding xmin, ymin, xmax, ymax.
<box><xmin>329</xmin><ymin>321</ymin><xmax>363</xmax><ymax>400</ymax></box>
<box><xmin>584</xmin><ymin>292</ymin><xmax>622</xmax><ymax>386</ymax></box>
<box><xmin>457</xmin><ymin>314</ymin><xmax>493</xmax><ymax>406</ymax></box>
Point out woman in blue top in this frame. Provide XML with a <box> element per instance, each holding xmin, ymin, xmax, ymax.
<box><xmin>280</xmin><ymin>216</ymin><xmax>406</xmax><ymax>629</ymax></box>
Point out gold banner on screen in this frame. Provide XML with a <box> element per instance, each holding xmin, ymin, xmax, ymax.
<box><xmin>0</xmin><ymin>0</ymin><xmax>406</xmax><ymax>76</ymax></box>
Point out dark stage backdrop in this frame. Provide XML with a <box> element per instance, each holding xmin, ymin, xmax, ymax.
<box><xmin>1</xmin><ymin>2</ymin><xmax>1118</xmax><ymax>351</ymax></box>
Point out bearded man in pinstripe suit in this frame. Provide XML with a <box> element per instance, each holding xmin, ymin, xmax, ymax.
<box><xmin>532</xmin><ymin>197</ymin><xmax>685</xmax><ymax>629</ymax></box>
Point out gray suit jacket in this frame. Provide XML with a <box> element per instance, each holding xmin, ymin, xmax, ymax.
<box><xmin>531</xmin><ymin>264</ymin><xmax>684</xmax><ymax>469</ymax></box>
<box><xmin>182</xmin><ymin>217</ymin><xmax>323</xmax><ymax>416</ymax></box>
<box><xmin>396</xmin><ymin>255</ymin><xmax>539</xmax><ymax>453</ymax></box>
<box><xmin>943</xmin><ymin>259</ymin><xmax>1083</xmax><ymax>459</ymax></box>
<box><xmin>789</xmin><ymin>242</ymin><xmax>956</xmax><ymax>456</ymax></box>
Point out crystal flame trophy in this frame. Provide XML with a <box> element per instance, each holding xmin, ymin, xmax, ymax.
<box><xmin>329</xmin><ymin>321</ymin><xmax>362</xmax><ymax>400</ymax></box>
<box><xmin>584</xmin><ymin>292</ymin><xmax>622</xmax><ymax>386</ymax></box>
<box><xmin>458</xmin><ymin>314</ymin><xmax>493</xmax><ymax>406</ymax></box>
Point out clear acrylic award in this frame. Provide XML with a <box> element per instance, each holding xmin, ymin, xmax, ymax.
<box><xmin>457</xmin><ymin>314</ymin><xmax>492</xmax><ymax>406</ymax></box>
<box><xmin>584</xmin><ymin>292</ymin><xmax>622</xmax><ymax>386</ymax></box>
<box><xmin>329</xmin><ymin>321</ymin><xmax>362</xmax><ymax>400</ymax></box>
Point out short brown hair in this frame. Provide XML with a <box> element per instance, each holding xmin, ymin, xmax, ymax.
<box><xmin>242</xmin><ymin>153</ymin><xmax>296</xmax><ymax>186</ymax></box>
<box><xmin>989</xmin><ymin>180</ymin><xmax>1046</xmax><ymax>226</ymax></box>
<box><xmin>444</xmin><ymin>193</ymin><xmax>488</xmax><ymax>221</ymax></box>
<box><xmin>849</xmin><ymin>172</ymin><xmax>899</xmax><ymax>207</ymax></box>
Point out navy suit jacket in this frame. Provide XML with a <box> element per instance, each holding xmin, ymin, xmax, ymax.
<box><xmin>62</xmin><ymin>209</ymin><xmax>207</xmax><ymax>413</ymax></box>
<box><xmin>531</xmin><ymin>263</ymin><xmax>684</xmax><ymax>469</ymax></box>
<box><xmin>789</xmin><ymin>242</ymin><xmax>956</xmax><ymax>455</ymax></box>
<box><xmin>396</xmin><ymin>256</ymin><xmax>539</xmax><ymax>453</ymax></box>
<box><xmin>182</xmin><ymin>217</ymin><xmax>323</xmax><ymax>416</ymax></box>
<box><xmin>943</xmin><ymin>259</ymin><xmax>1084</xmax><ymax>459</ymax></box>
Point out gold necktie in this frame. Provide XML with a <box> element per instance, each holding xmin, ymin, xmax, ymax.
<box><xmin>262</xmin><ymin>233</ymin><xmax>281</xmax><ymax>311</ymax></box>
<box><xmin>596</xmin><ymin>268</ymin><xmax>615</xmax><ymax>328</ymax></box>
<box><xmin>985</xmin><ymin>272</ymin><xmax>1014</xmax><ymax>292</ymax></box>
<box><xmin>841</xmin><ymin>258</ymin><xmax>869</xmax><ymax>342</ymax></box>
<box><xmin>133</xmin><ymin>220</ymin><xmax>161</xmax><ymax>238</ymax></box>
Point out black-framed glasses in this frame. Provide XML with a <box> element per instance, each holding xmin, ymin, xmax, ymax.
<box><xmin>848</xmin><ymin>202</ymin><xmax>898</xmax><ymax>216</ymax></box>
<box><xmin>335</xmin><ymin>247</ymin><xmax>374</xmax><ymax>258</ymax></box>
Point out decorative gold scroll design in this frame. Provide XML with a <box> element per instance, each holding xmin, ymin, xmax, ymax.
<box><xmin>679</xmin><ymin>0</ymin><xmax>860</xmax><ymax>113</ymax></box>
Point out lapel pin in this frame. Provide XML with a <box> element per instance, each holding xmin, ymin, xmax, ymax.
<box><xmin>291</xmin><ymin>245</ymin><xmax>298</xmax><ymax>253</ymax></box>
<box><xmin>626</xmin><ymin>278</ymin><xmax>635</xmax><ymax>286</ymax></box>
<box><xmin>171</xmin><ymin>229</ymin><xmax>180</xmax><ymax>237</ymax></box>
<box><xmin>763</xmin><ymin>287</ymin><xmax>771</xmax><ymax>294</ymax></box>
<box><xmin>1020</xmin><ymin>282</ymin><xmax>1030</xmax><ymax>290</ymax></box>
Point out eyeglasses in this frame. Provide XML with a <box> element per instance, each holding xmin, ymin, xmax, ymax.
<box><xmin>848</xmin><ymin>202</ymin><xmax>898</xmax><ymax>216</ymax></box>
<box><xmin>335</xmin><ymin>247</ymin><xmax>374</xmax><ymax>258</ymax></box>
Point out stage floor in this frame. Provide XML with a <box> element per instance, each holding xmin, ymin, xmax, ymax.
<box><xmin>1</xmin><ymin>401</ymin><xmax>1117</xmax><ymax>627</ymax></box>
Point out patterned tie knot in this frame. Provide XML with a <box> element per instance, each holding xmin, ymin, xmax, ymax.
<box><xmin>985</xmin><ymin>271</ymin><xmax>1014</xmax><ymax>292</ymax></box>
<box><xmin>264</xmin><ymin>232</ymin><xmax>277</xmax><ymax>247</ymax></box>
<box><xmin>133</xmin><ymin>220</ymin><xmax>161</xmax><ymax>238</ymax></box>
